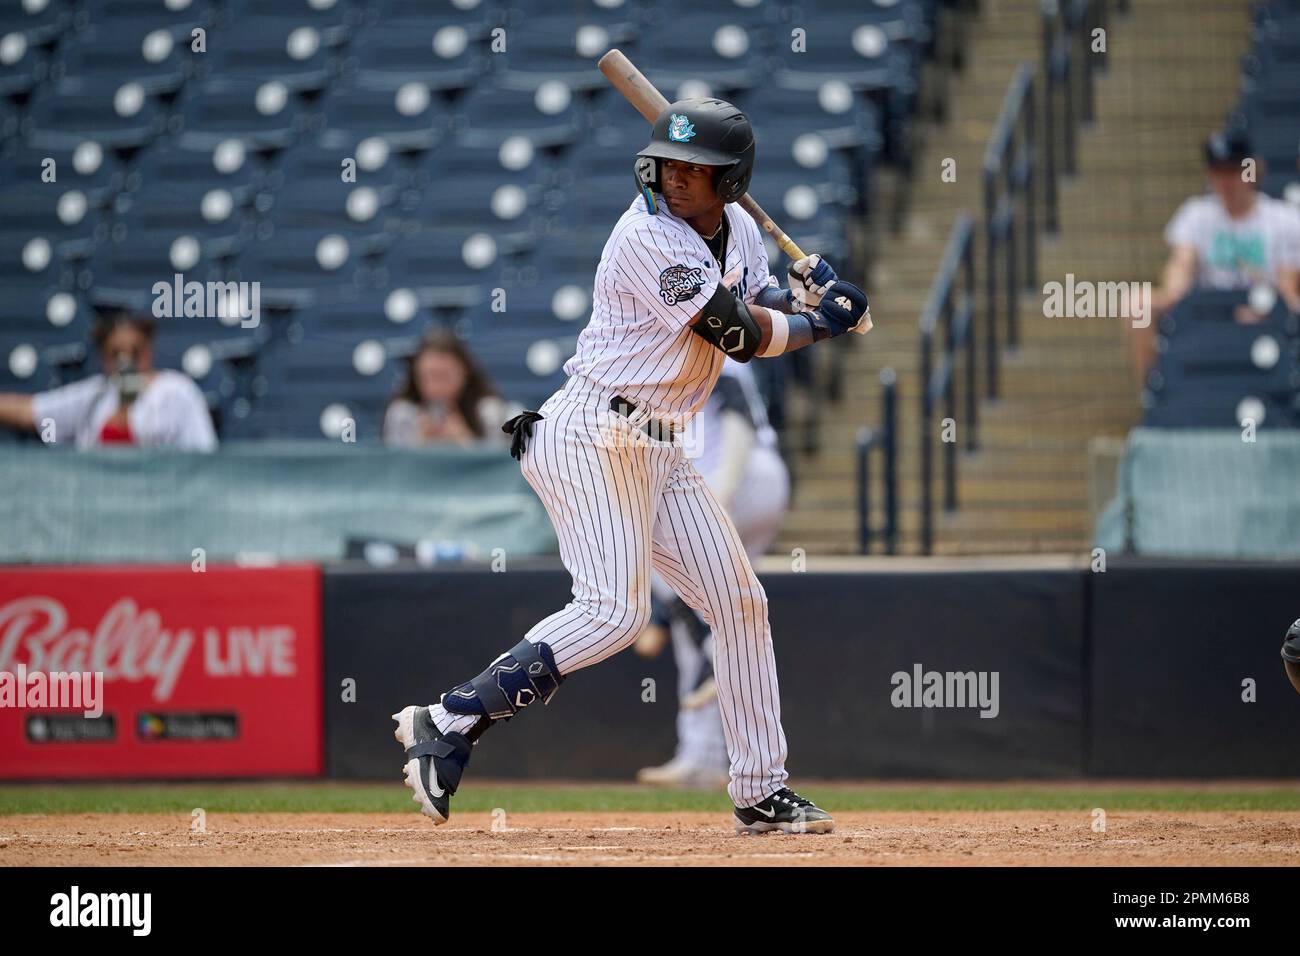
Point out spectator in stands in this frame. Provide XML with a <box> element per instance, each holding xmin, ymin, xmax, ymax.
<box><xmin>0</xmin><ymin>313</ymin><xmax>217</xmax><ymax>451</ymax></box>
<box><xmin>1128</xmin><ymin>130</ymin><xmax>1300</xmax><ymax>384</ymax></box>
<box><xmin>383</xmin><ymin>329</ymin><xmax>511</xmax><ymax>446</ymax></box>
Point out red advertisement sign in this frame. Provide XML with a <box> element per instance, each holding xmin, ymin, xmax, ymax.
<box><xmin>0</xmin><ymin>565</ymin><xmax>322</xmax><ymax>779</ymax></box>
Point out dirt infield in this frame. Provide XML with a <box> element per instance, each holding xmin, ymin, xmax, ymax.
<box><xmin>3</xmin><ymin>810</ymin><xmax>1299</xmax><ymax>866</ymax></box>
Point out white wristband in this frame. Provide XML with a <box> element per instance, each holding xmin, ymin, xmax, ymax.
<box><xmin>757</xmin><ymin>307</ymin><xmax>789</xmax><ymax>357</ymax></box>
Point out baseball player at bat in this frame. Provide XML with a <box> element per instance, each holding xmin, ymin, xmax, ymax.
<box><xmin>392</xmin><ymin>97</ymin><xmax>871</xmax><ymax>835</ymax></box>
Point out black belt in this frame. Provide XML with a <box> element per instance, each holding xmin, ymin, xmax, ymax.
<box><xmin>610</xmin><ymin>396</ymin><xmax>677</xmax><ymax>442</ymax></box>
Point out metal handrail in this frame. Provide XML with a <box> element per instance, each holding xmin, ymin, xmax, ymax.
<box><xmin>918</xmin><ymin>212</ymin><xmax>977</xmax><ymax>555</ymax></box>
<box><xmin>1041</xmin><ymin>0</ymin><xmax>1111</xmax><ymax>231</ymax></box>
<box><xmin>856</xmin><ymin>367</ymin><xmax>898</xmax><ymax>555</ymax></box>
<box><xmin>983</xmin><ymin>61</ymin><xmax>1036</xmax><ymax>388</ymax></box>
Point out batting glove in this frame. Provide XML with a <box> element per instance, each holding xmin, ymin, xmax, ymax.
<box><xmin>806</xmin><ymin>281</ymin><xmax>871</xmax><ymax>339</ymax></box>
<box><xmin>788</xmin><ymin>254</ymin><xmax>838</xmax><ymax>308</ymax></box>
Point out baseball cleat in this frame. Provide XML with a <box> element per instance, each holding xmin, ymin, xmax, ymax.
<box><xmin>733</xmin><ymin>787</ymin><xmax>834</xmax><ymax>835</ymax></box>
<box><xmin>392</xmin><ymin>705</ymin><xmax>473</xmax><ymax>826</ymax></box>
<box><xmin>636</xmin><ymin>755</ymin><xmax>729</xmax><ymax>789</ymax></box>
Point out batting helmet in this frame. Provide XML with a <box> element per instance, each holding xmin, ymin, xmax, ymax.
<box><xmin>1282</xmin><ymin>619</ymin><xmax>1300</xmax><ymax>695</ymax></box>
<box><xmin>634</xmin><ymin>97</ymin><xmax>755</xmax><ymax>204</ymax></box>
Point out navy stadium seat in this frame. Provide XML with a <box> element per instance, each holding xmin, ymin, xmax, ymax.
<box><xmin>80</xmin><ymin>0</ymin><xmax>211</xmax><ymax>29</ymax></box>
<box><xmin>28</xmin><ymin>79</ymin><xmax>164</xmax><ymax>150</ymax></box>
<box><xmin>177</xmin><ymin>78</ymin><xmax>300</xmax><ymax>150</ymax></box>
<box><xmin>207</xmin><ymin>18</ymin><xmax>348</xmax><ymax>93</ymax></box>
<box><xmin>265</xmin><ymin>148</ymin><xmax>399</xmax><ymax>232</ymax></box>
<box><xmin>452</xmin><ymin>82</ymin><xmax>582</xmax><ymax>151</ymax></box>
<box><xmin>0</xmin><ymin>0</ymin><xmax>73</xmax><ymax>47</ymax></box>
<box><xmin>350</xmin><ymin>21</ymin><xmax>491</xmax><ymax>94</ymax></box>
<box><xmin>0</xmin><ymin>23</ymin><xmax>52</xmax><ymax>100</ymax></box>
<box><xmin>492</xmin><ymin>14</ymin><xmax>636</xmax><ymax>92</ymax></box>
<box><xmin>320</xmin><ymin>79</ymin><xmax>448</xmax><ymax>154</ymax></box>
<box><xmin>57</xmin><ymin>21</ymin><xmax>194</xmax><ymax>96</ymax></box>
<box><xmin>0</xmin><ymin>141</ymin><xmax>120</xmax><ymax>208</ymax></box>
<box><xmin>637</xmin><ymin>14</ymin><xmax>767</xmax><ymax>94</ymax></box>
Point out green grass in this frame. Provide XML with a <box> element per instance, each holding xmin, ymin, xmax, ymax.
<box><xmin>2</xmin><ymin>782</ymin><xmax>1300</xmax><ymax>815</ymax></box>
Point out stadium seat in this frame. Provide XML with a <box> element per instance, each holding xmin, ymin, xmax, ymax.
<box><xmin>0</xmin><ymin>140</ymin><xmax>121</xmax><ymax>202</ymax></box>
<box><xmin>404</xmin><ymin>168</ymin><xmax>541</xmax><ymax>233</ymax></box>
<box><xmin>452</xmin><ymin>82</ymin><xmax>582</xmax><ymax>151</ymax></box>
<box><xmin>207</xmin><ymin>17</ymin><xmax>349</xmax><ymax>93</ymax></box>
<box><xmin>84</xmin><ymin>231</ymin><xmax>231</xmax><ymax>312</ymax></box>
<box><xmin>227</xmin><ymin>0</ymin><xmax>358</xmax><ymax>27</ymax></box>
<box><xmin>491</xmin><ymin>13</ymin><xmax>636</xmax><ymax>92</ymax></box>
<box><xmin>177</xmin><ymin>78</ymin><xmax>299</xmax><ymax>151</ymax></box>
<box><xmin>132</xmin><ymin>137</ymin><xmax>267</xmax><ymax>200</ymax></box>
<box><xmin>0</xmin><ymin>0</ymin><xmax>73</xmax><ymax>48</ymax></box>
<box><xmin>0</xmin><ymin>22</ymin><xmax>52</xmax><ymax>100</ymax></box>
<box><xmin>0</xmin><ymin>182</ymin><xmax>106</xmax><ymax>253</ymax></box>
<box><xmin>27</xmin><ymin>79</ymin><xmax>164</xmax><ymax>151</ymax></box>
<box><xmin>236</xmin><ymin>225</ymin><xmax>394</xmax><ymax>306</ymax></box>
<box><xmin>637</xmin><ymin>13</ymin><xmax>768</xmax><ymax>95</ymax></box>
<box><xmin>57</xmin><ymin>21</ymin><xmax>194</xmax><ymax>97</ymax></box>
<box><xmin>80</xmin><ymin>0</ymin><xmax>211</xmax><ymax>29</ymax></box>
<box><xmin>349</xmin><ymin>21</ymin><xmax>492</xmax><ymax>94</ymax></box>
<box><xmin>378</xmin><ymin>227</ymin><xmax>506</xmax><ymax>304</ymax></box>
<box><xmin>319</xmin><ymin>79</ymin><xmax>449</xmax><ymax>155</ymax></box>
<box><xmin>265</xmin><ymin>148</ymin><xmax>400</xmax><ymax>232</ymax></box>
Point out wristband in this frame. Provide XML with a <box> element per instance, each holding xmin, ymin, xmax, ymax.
<box><xmin>758</xmin><ymin>307</ymin><xmax>790</xmax><ymax>357</ymax></box>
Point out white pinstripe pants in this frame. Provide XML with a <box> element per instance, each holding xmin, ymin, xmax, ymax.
<box><xmin>515</xmin><ymin>389</ymin><xmax>790</xmax><ymax>807</ymax></box>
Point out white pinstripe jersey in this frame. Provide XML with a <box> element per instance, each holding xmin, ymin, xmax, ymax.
<box><xmin>561</xmin><ymin>193</ymin><xmax>780</xmax><ymax>424</ymax></box>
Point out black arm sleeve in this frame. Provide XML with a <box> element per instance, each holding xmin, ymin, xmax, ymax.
<box><xmin>690</xmin><ymin>284</ymin><xmax>762</xmax><ymax>362</ymax></box>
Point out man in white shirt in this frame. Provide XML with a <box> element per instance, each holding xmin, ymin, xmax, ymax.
<box><xmin>1128</xmin><ymin>130</ymin><xmax>1300</xmax><ymax>383</ymax></box>
<box><xmin>0</xmin><ymin>314</ymin><xmax>217</xmax><ymax>451</ymax></box>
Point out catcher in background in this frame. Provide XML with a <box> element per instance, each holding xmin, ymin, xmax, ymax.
<box><xmin>634</xmin><ymin>357</ymin><xmax>790</xmax><ymax>788</ymax></box>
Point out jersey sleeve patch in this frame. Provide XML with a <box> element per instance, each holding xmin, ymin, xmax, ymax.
<box><xmin>658</xmin><ymin>263</ymin><xmax>706</xmax><ymax>306</ymax></box>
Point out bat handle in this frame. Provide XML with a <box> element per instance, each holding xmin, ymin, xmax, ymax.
<box><xmin>769</xmin><ymin>227</ymin><xmax>806</xmax><ymax>262</ymax></box>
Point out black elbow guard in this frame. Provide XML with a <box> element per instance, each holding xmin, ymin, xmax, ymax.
<box><xmin>690</xmin><ymin>285</ymin><xmax>761</xmax><ymax>362</ymax></box>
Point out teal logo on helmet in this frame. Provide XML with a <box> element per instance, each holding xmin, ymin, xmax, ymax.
<box><xmin>667</xmin><ymin>113</ymin><xmax>696</xmax><ymax>143</ymax></box>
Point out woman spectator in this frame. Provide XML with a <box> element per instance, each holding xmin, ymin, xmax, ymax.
<box><xmin>0</xmin><ymin>312</ymin><xmax>217</xmax><ymax>450</ymax></box>
<box><xmin>383</xmin><ymin>329</ymin><xmax>512</xmax><ymax>446</ymax></box>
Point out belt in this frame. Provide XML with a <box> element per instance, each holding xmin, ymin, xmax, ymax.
<box><xmin>610</xmin><ymin>396</ymin><xmax>677</xmax><ymax>442</ymax></box>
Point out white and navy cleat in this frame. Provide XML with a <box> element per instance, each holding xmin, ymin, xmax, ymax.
<box><xmin>392</xmin><ymin>705</ymin><xmax>473</xmax><ymax>826</ymax></box>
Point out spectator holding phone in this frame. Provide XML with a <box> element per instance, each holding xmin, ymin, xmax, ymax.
<box><xmin>382</xmin><ymin>329</ymin><xmax>512</xmax><ymax>446</ymax></box>
<box><xmin>0</xmin><ymin>312</ymin><xmax>217</xmax><ymax>450</ymax></box>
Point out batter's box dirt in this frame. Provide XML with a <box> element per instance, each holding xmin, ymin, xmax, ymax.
<box><xmin>2</xmin><ymin>811</ymin><xmax>1299</xmax><ymax>866</ymax></box>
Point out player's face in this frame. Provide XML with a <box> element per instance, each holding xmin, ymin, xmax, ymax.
<box><xmin>100</xmin><ymin>325</ymin><xmax>153</xmax><ymax>374</ymax></box>
<box><xmin>414</xmin><ymin>349</ymin><xmax>467</xmax><ymax>405</ymax></box>
<box><xmin>661</xmin><ymin>159</ymin><xmax>721</xmax><ymax>218</ymax></box>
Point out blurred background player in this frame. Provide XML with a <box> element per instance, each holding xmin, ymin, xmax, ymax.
<box><xmin>0</xmin><ymin>313</ymin><xmax>216</xmax><ymax>451</ymax></box>
<box><xmin>634</xmin><ymin>357</ymin><xmax>789</xmax><ymax>789</ymax></box>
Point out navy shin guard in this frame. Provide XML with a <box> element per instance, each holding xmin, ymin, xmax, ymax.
<box><xmin>441</xmin><ymin>640</ymin><xmax>564</xmax><ymax>735</ymax></box>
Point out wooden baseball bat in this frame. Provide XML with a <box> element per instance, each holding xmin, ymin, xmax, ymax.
<box><xmin>597</xmin><ymin>48</ymin><xmax>807</xmax><ymax>262</ymax></box>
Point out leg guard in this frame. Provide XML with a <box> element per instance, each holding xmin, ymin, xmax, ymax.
<box><xmin>441</xmin><ymin>639</ymin><xmax>565</xmax><ymax>734</ymax></box>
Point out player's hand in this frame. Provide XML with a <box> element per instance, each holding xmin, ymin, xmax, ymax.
<box><xmin>810</xmin><ymin>281</ymin><xmax>870</xmax><ymax>337</ymax></box>
<box><xmin>633</xmin><ymin>623</ymin><xmax>668</xmax><ymax>658</ymax></box>
<box><xmin>788</xmin><ymin>254</ymin><xmax>838</xmax><ymax>308</ymax></box>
